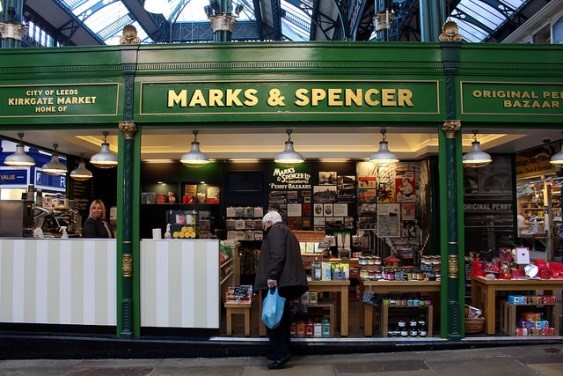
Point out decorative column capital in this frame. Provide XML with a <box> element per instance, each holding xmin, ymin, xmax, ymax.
<box><xmin>209</xmin><ymin>14</ymin><xmax>237</xmax><ymax>32</ymax></box>
<box><xmin>442</xmin><ymin>120</ymin><xmax>461</xmax><ymax>139</ymax></box>
<box><xmin>439</xmin><ymin>20</ymin><xmax>462</xmax><ymax>42</ymax></box>
<box><xmin>0</xmin><ymin>22</ymin><xmax>26</xmax><ymax>41</ymax></box>
<box><xmin>119</xmin><ymin>25</ymin><xmax>140</xmax><ymax>45</ymax></box>
<box><xmin>119</xmin><ymin>121</ymin><xmax>137</xmax><ymax>140</ymax></box>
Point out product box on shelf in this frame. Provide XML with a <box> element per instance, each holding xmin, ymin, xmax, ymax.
<box><xmin>508</xmin><ymin>295</ymin><xmax>527</xmax><ymax>304</ymax></box>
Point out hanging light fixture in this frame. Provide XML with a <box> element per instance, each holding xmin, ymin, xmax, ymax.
<box><xmin>4</xmin><ymin>133</ymin><xmax>35</xmax><ymax>167</ymax></box>
<box><xmin>462</xmin><ymin>130</ymin><xmax>492</xmax><ymax>168</ymax></box>
<box><xmin>180</xmin><ymin>130</ymin><xmax>210</xmax><ymax>167</ymax></box>
<box><xmin>550</xmin><ymin>144</ymin><xmax>563</xmax><ymax>166</ymax></box>
<box><xmin>70</xmin><ymin>153</ymin><xmax>93</xmax><ymax>181</ymax></box>
<box><xmin>90</xmin><ymin>131</ymin><xmax>118</xmax><ymax>169</ymax></box>
<box><xmin>370</xmin><ymin>128</ymin><xmax>399</xmax><ymax>164</ymax></box>
<box><xmin>143</xmin><ymin>0</ymin><xmax>167</xmax><ymax>14</ymax></box>
<box><xmin>41</xmin><ymin>143</ymin><xmax>67</xmax><ymax>175</ymax></box>
<box><xmin>274</xmin><ymin>129</ymin><xmax>305</xmax><ymax>166</ymax></box>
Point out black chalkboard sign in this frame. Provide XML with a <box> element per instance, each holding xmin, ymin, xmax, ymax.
<box><xmin>233</xmin><ymin>285</ymin><xmax>252</xmax><ymax>299</ymax></box>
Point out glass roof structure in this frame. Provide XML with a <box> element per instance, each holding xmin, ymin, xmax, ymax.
<box><xmin>57</xmin><ymin>0</ymin><xmax>532</xmax><ymax>45</ymax></box>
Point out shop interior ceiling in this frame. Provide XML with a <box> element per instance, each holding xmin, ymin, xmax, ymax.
<box><xmin>1</xmin><ymin>128</ymin><xmax>561</xmax><ymax>162</ymax></box>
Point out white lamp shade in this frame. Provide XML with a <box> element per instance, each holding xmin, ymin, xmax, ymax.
<box><xmin>42</xmin><ymin>155</ymin><xmax>67</xmax><ymax>175</ymax></box>
<box><xmin>462</xmin><ymin>140</ymin><xmax>492</xmax><ymax>168</ymax></box>
<box><xmin>370</xmin><ymin>140</ymin><xmax>399</xmax><ymax>164</ymax></box>
<box><xmin>180</xmin><ymin>141</ymin><xmax>210</xmax><ymax>167</ymax></box>
<box><xmin>70</xmin><ymin>162</ymin><xmax>93</xmax><ymax>181</ymax></box>
<box><xmin>4</xmin><ymin>144</ymin><xmax>35</xmax><ymax>167</ymax></box>
<box><xmin>274</xmin><ymin>140</ymin><xmax>304</xmax><ymax>166</ymax></box>
<box><xmin>90</xmin><ymin>143</ymin><xmax>118</xmax><ymax>169</ymax></box>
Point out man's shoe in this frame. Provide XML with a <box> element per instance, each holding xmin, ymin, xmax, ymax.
<box><xmin>267</xmin><ymin>354</ymin><xmax>291</xmax><ymax>370</ymax></box>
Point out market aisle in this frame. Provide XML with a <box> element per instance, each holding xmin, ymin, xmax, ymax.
<box><xmin>0</xmin><ymin>344</ymin><xmax>561</xmax><ymax>376</ymax></box>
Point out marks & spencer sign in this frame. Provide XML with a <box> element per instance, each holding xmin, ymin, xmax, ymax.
<box><xmin>139</xmin><ymin>80</ymin><xmax>440</xmax><ymax>117</ymax></box>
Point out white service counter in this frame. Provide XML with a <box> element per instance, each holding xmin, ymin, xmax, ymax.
<box><xmin>0</xmin><ymin>238</ymin><xmax>116</xmax><ymax>326</ymax></box>
<box><xmin>140</xmin><ymin>239</ymin><xmax>220</xmax><ymax>329</ymax></box>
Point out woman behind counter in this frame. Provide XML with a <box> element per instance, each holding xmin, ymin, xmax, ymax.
<box><xmin>82</xmin><ymin>199</ymin><xmax>113</xmax><ymax>238</ymax></box>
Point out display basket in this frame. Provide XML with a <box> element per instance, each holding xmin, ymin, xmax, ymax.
<box><xmin>465</xmin><ymin>317</ymin><xmax>485</xmax><ymax>333</ymax></box>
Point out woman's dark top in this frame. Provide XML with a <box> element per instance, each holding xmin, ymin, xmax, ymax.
<box><xmin>82</xmin><ymin>217</ymin><xmax>111</xmax><ymax>238</ymax></box>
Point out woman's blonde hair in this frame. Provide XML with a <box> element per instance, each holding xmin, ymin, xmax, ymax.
<box><xmin>89</xmin><ymin>199</ymin><xmax>107</xmax><ymax>219</ymax></box>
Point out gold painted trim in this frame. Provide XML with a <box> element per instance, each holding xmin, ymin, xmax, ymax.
<box><xmin>448</xmin><ymin>255</ymin><xmax>459</xmax><ymax>279</ymax></box>
<box><xmin>122</xmin><ymin>254</ymin><xmax>133</xmax><ymax>277</ymax></box>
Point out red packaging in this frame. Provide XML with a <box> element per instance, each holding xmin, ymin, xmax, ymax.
<box><xmin>305</xmin><ymin>321</ymin><xmax>314</xmax><ymax>338</ymax></box>
<box><xmin>541</xmin><ymin>295</ymin><xmax>556</xmax><ymax>305</ymax></box>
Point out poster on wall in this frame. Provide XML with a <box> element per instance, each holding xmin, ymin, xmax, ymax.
<box><xmin>319</xmin><ymin>171</ymin><xmax>338</xmax><ymax>185</ymax></box>
<box><xmin>395</xmin><ymin>170</ymin><xmax>416</xmax><ymax>202</ymax></box>
<box><xmin>377</xmin><ymin>204</ymin><xmax>401</xmax><ymax>237</ymax></box>
<box><xmin>313</xmin><ymin>185</ymin><xmax>337</xmax><ymax>203</ymax></box>
<box><xmin>337</xmin><ymin>175</ymin><xmax>356</xmax><ymax>201</ymax></box>
<box><xmin>377</xmin><ymin>183</ymin><xmax>395</xmax><ymax>203</ymax></box>
<box><xmin>287</xmin><ymin>203</ymin><xmax>302</xmax><ymax>217</ymax></box>
<box><xmin>401</xmin><ymin>202</ymin><xmax>415</xmax><ymax>221</ymax></box>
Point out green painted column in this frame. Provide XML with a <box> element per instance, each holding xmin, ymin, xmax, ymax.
<box><xmin>419</xmin><ymin>0</ymin><xmax>446</xmax><ymax>42</ymax></box>
<box><xmin>439</xmin><ymin>27</ymin><xmax>465</xmax><ymax>340</ymax></box>
<box><xmin>116</xmin><ymin>43</ymin><xmax>140</xmax><ymax>339</ymax></box>
<box><xmin>0</xmin><ymin>0</ymin><xmax>25</xmax><ymax>48</ymax></box>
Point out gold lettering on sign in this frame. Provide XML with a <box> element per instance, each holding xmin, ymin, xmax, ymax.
<box><xmin>294</xmin><ymin>88</ymin><xmax>414</xmax><ymax>107</ymax></box>
<box><xmin>6</xmin><ymin>87</ymin><xmax>100</xmax><ymax>113</ymax></box>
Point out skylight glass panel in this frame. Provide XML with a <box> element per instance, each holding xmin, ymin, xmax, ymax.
<box><xmin>82</xmin><ymin>2</ymin><xmax>129</xmax><ymax>34</ymax></box>
<box><xmin>457</xmin><ymin>2</ymin><xmax>504</xmax><ymax>30</ymax></box>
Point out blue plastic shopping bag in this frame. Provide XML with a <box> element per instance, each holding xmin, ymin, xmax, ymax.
<box><xmin>261</xmin><ymin>287</ymin><xmax>286</xmax><ymax>329</ymax></box>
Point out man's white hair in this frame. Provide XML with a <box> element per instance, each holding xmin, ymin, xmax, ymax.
<box><xmin>262</xmin><ymin>210</ymin><xmax>283</xmax><ymax>224</ymax></box>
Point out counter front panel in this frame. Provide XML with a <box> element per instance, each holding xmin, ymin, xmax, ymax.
<box><xmin>141</xmin><ymin>239</ymin><xmax>220</xmax><ymax>329</ymax></box>
<box><xmin>0</xmin><ymin>239</ymin><xmax>116</xmax><ymax>326</ymax></box>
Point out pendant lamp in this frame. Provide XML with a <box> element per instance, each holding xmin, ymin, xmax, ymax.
<box><xmin>274</xmin><ymin>129</ymin><xmax>305</xmax><ymax>167</ymax></box>
<box><xmin>462</xmin><ymin>131</ymin><xmax>492</xmax><ymax>168</ymax></box>
<box><xmin>180</xmin><ymin>130</ymin><xmax>210</xmax><ymax>167</ymax></box>
<box><xmin>370</xmin><ymin>128</ymin><xmax>399</xmax><ymax>164</ymax></box>
<box><xmin>90</xmin><ymin>131</ymin><xmax>118</xmax><ymax>169</ymax></box>
<box><xmin>550</xmin><ymin>144</ymin><xmax>563</xmax><ymax>166</ymax></box>
<box><xmin>4</xmin><ymin>133</ymin><xmax>35</xmax><ymax>167</ymax></box>
<box><xmin>70</xmin><ymin>153</ymin><xmax>93</xmax><ymax>181</ymax></box>
<box><xmin>41</xmin><ymin>143</ymin><xmax>67</xmax><ymax>175</ymax></box>
<box><xmin>144</xmin><ymin>0</ymin><xmax>167</xmax><ymax>14</ymax></box>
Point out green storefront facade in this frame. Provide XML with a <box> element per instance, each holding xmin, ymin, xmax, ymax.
<box><xmin>0</xmin><ymin>39</ymin><xmax>562</xmax><ymax>343</ymax></box>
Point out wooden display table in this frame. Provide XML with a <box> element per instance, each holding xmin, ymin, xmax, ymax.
<box><xmin>502</xmin><ymin>301</ymin><xmax>560</xmax><ymax>336</ymax></box>
<box><xmin>225</xmin><ymin>301</ymin><xmax>252</xmax><ymax>336</ymax></box>
<box><xmin>471</xmin><ymin>276</ymin><xmax>563</xmax><ymax>335</ymax></box>
<box><xmin>308</xmin><ymin>280</ymin><xmax>351</xmax><ymax>336</ymax></box>
<box><xmin>258</xmin><ymin>280</ymin><xmax>350</xmax><ymax>336</ymax></box>
<box><xmin>361</xmin><ymin>280</ymin><xmax>441</xmax><ymax>337</ymax></box>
